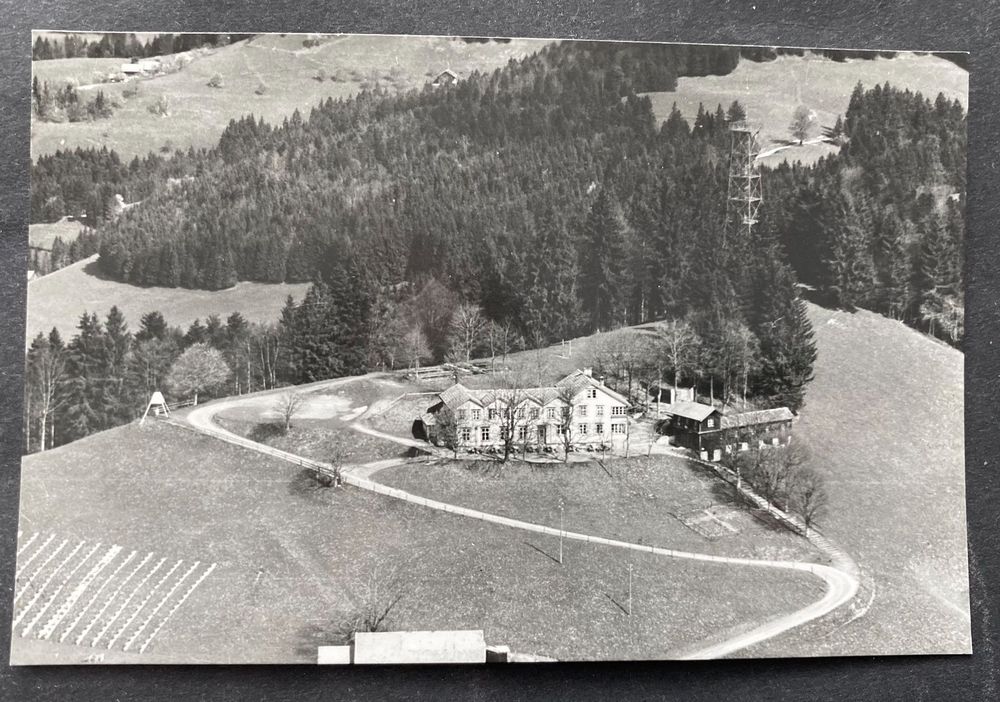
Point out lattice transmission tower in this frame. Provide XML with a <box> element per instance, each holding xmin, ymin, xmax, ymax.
<box><xmin>725</xmin><ymin>119</ymin><xmax>762</xmax><ymax>243</ymax></box>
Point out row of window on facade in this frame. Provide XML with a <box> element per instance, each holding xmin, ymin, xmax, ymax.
<box><xmin>674</xmin><ymin>416</ymin><xmax>794</xmax><ymax>432</ymax></box>
<box><xmin>456</xmin><ymin>405</ymin><xmax>626</xmax><ymax>422</ymax></box>
<box><xmin>459</xmin><ymin>422</ymin><xmax>627</xmax><ymax>442</ymax></box>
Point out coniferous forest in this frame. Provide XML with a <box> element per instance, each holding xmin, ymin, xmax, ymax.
<box><xmin>26</xmin><ymin>40</ymin><xmax>966</xmax><ymax>453</ymax></box>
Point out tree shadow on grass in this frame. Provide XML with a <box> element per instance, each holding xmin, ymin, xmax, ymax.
<box><xmin>249</xmin><ymin>421</ymin><xmax>285</xmax><ymax>443</ymax></box>
<box><xmin>748</xmin><ymin>508</ymin><xmax>792</xmax><ymax>532</ymax></box>
<box><xmin>295</xmin><ymin>616</ymin><xmax>354</xmax><ymax>659</ymax></box>
<box><xmin>82</xmin><ymin>258</ymin><xmax>124</xmax><ymax>282</ymax></box>
<box><xmin>523</xmin><ymin>540</ymin><xmax>561</xmax><ymax>565</ymax></box>
<box><xmin>709</xmin><ymin>479</ymin><xmax>744</xmax><ymax>509</ymax></box>
<box><xmin>604</xmin><ymin>592</ymin><xmax>629</xmax><ymax>616</ymax></box>
<box><xmin>288</xmin><ymin>467</ymin><xmax>340</xmax><ymax>502</ymax></box>
<box><xmin>706</xmin><ymin>480</ymin><xmax>789</xmax><ymax>534</ymax></box>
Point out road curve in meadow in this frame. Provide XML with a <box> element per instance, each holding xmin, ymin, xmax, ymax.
<box><xmin>183</xmin><ymin>376</ymin><xmax>859</xmax><ymax>660</ymax></box>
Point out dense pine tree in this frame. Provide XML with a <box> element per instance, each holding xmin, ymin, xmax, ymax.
<box><xmin>580</xmin><ymin>189</ymin><xmax>631</xmax><ymax>331</ymax></box>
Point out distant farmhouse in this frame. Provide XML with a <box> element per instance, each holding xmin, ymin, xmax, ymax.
<box><xmin>431</xmin><ymin>69</ymin><xmax>459</xmax><ymax>87</ymax></box>
<box><xmin>120</xmin><ymin>58</ymin><xmax>161</xmax><ymax>77</ymax></box>
<box><xmin>662</xmin><ymin>401</ymin><xmax>795</xmax><ymax>462</ymax></box>
<box><xmin>419</xmin><ymin>368</ymin><xmax>630</xmax><ymax>452</ymax></box>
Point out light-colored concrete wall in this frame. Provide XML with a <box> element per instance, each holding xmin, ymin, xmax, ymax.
<box><xmin>353</xmin><ymin>630</ymin><xmax>486</xmax><ymax>664</ymax></box>
<box><xmin>449</xmin><ymin>386</ymin><xmax>629</xmax><ymax>449</ymax></box>
<box><xmin>317</xmin><ymin>645</ymin><xmax>352</xmax><ymax>664</ymax></box>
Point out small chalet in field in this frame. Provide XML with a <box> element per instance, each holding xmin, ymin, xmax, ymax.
<box><xmin>663</xmin><ymin>401</ymin><xmax>794</xmax><ymax>462</ymax></box>
<box><xmin>419</xmin><ymin>368</ymin><xmax>630</xmax><ymax>452</ymax></box>
<box><xmin>432</xmin><ymin>69</ymin><xmax>459</xmax><ymax>87</ymax></box>
<box><xmin>120</xmin><ymin>58</ymin><xmax>160</xmax><ymax>77</ymax></box>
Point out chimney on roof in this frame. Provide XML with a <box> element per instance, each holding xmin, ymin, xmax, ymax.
<box><xmin>598</xmin><ymin>375</ymin><xmax>605</xmax><ymax>386</ymax></box>
<box><xmin>582</xmin><ymin>367</ymin><xmax>593</xmax><ymax>377</ymax></box>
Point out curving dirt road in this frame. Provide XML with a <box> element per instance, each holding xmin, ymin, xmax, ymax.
<box><xmin>183</xmin><ymin>376</ymin><xmax>859</xmax><ymax>660</ymax></box>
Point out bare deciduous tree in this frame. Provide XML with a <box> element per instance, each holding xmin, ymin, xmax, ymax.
<box><xmin>744</xmin><ymin>442</ymin><xmax>810</xmax><ymax>513</ymax></box>
<box><xmin>788</xmin><ymin>462</ymin><xmax>827</xmax><ymax>533</ymax></box>
<box><xmin>486</xmin><ymin>318</ymin><xmax>522</xmax><ymax>372</ymax></box>
<box><xmin>448</xmin><ymin>303</ymin><xmax>488</xmax><ymax>363</ymax></box>
<box><xmin>496</xmin><ymin>385</ymin><xmax>528</xmax><ymax>462</ymax></box>
<box><xmin>643</xmin><ymin>318</ymin><xmax>699</xmax><ymax>413</ymax></box>
<box><xmin>528</xmin><ymin>329</ymin><xmax>551</xmax><ymax>387</ymax></box>
<box><xmin>556</xmin><ymin>384</ymin><xmax>578</xmax><ymax>462</ymax></box>
<box><xmin>26</xmin><ymin>337</ymin><xmax>66</xmax><ymax>452</ymax></box>
<box><xmin>402</xmin><ymin>325</ymin><xmax>432</xmax><ymax>371</ymax></box>
<box><xmin>334</xmin><ymin>563</ymin><xmax>410</xmax><ymax>643</ymax></box>
<box><xmin>275</xmin><ymin>390</ymin><xmax>305</xmax><ymax>433</ymax></box>
<box><xmin>315</xmin><ymin>438</ymin><xmax>349</xmax><ymax>488</ymax></box>
<box><xmin>733</xmin><ymin>324</ymin><xmax>760</xmax><ymax>406</ymax></box>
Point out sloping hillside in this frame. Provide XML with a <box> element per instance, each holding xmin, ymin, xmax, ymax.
<box><xmin>30</xmin><ymin>34</ymin><xmax>545</xmax><ymax>159</ymax></box>
<box><xmin>645</xmin><ymin>52</ymin><xmax>968</xmax><ymax>166</ymax></box>
<box><xmin>14</xmin><ymin>418</ymin><xmax>824</xmax><ymax>663</ymax></box>
<box><xmin>748</xmin><ymin>303</ymin><xmax>969</xmax><ymax>655</ymax></box>
<box><xmin>14</xmin><ymin>298</ymin><xmax>971</xmax><ymax>658</ymax></box>
<box><xmin>413</xmin><ymin>301</ymin><xmax>970</xmax><ymax>656</ymax></box>
<box><xmin>28</xmin><ymin>218</ymin><xmax>83</xmax><ymax>250</ymax></box>
<box><xmin>25</xmin><ymin>254</ymin><xmax>310</xmax><ymax>342</ymax></box>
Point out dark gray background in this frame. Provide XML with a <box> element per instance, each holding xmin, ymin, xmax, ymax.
<box><xmin>1</xmin><ymin>1</ymin><xmax>996</xmax><ymax>699</ymax></box>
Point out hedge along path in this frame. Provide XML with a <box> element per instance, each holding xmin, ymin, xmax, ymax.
<box><xmin>182</xmin><ymin>379</ymin><xmax>860</xmax><ymax>660</ymax></box>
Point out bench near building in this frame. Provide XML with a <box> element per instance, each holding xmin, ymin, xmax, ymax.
<box><xmin>662</xmin><ymin>401</ymin><xmax>795</xmax><ymax>461</ymax></box>
<box><xmin>418</xmin><ymin>368</ymin><xmax>630</xmax><ymax>452</ymax></box>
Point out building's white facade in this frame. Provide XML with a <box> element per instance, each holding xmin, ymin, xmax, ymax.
<box><xmin>425</xmin><ymin>369</ymin><xmax>631</xmax><ymax>451</ymax></box>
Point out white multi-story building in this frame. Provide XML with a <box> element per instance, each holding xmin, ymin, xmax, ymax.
<box><xmin>420</xmin><ymin>368</ymin><xmax>631</xmax><ymax>451</ymax></box>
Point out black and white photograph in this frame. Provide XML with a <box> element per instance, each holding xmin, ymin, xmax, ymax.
<box><xmin>12</xmin><ymin>31</ymin><xmax>968</xmax><ymax>664</ymax></box>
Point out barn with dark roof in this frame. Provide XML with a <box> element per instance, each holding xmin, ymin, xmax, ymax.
<box><xmin>662</xmin><ymin>402</ymin><xmax>795</xmax><ymax>461</ymax></box>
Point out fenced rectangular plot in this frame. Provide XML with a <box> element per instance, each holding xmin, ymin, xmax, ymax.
<box><xmin>12</xmin><ymin>532</ymin><xmax>216</xmax><ymax>657</ymax></box>
<box><xmin>676</xmin><ymin>506</ymin><xmax>745</xmax><ymax>540</ymax></box>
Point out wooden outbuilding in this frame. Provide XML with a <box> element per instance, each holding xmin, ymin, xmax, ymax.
<box><xmin>662</xmin><ymin>401</ymin><xmax>794</xmax><ymax>461</ymax></box>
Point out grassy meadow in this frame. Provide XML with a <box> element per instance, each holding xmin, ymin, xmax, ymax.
<box><xmin>646</xmin><ymin>52</ymin><xmax>968</xmax><ymax>166</ymax></box>
<box><xmin>743</xmin><ymin>304</ymin><xmax>969</xmax><ymax>655</ymax></box>
<box><xmin>25</xmin><ymin>254</ymin><xmax>310</xmax><ymax>342</ymax></box>
<box><xmin>30</xmin><ymin>34</ymin><xmax>544</xmax><ymax>160</ymax></box>
<box><xmin>13</xmin><ymin>419</ymin><xmax>821</xmax><ymax>663</ymax></box>
<box><xmin>28</xmin><ymin>218</ymin><xmax>84</xmax><ymax>250</ymax></box>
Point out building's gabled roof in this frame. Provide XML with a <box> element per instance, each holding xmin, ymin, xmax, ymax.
<box><xmin>523</xmin><ymin>387</ymin><xmax>560</xmax><ymax>406</ymax></box>
<box><xmin>664</xmin><ymin>401</ymin><xmax>719</xmax><ymax>422</ymax></box>
<box><xmin>720</xmin><ymin>407</ymin><xmax>795</xmax><ymax>429</ymax></box>
<box><xmin>435</xmin><ymin>369</ymin><xmax>630</xmax><ymax>413</ymax></box>
<box><xmin>438</xmin><ymin>383</ymin><xmax>552</xmax><ymax>410</ymax></box>
<box><xmin>439</xmin><ymin>383</ymin><xmax>476</xmax><ymax>408</ymax></box>
<box><xmin>555</xmin><ymin>370</ymin><xmax>631</xmax><ymax>405</ymax></box>
<box><xmin>436</xmin><ymin>68</ymin><xmax>458</xmax><ymax>80</ymax></box>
